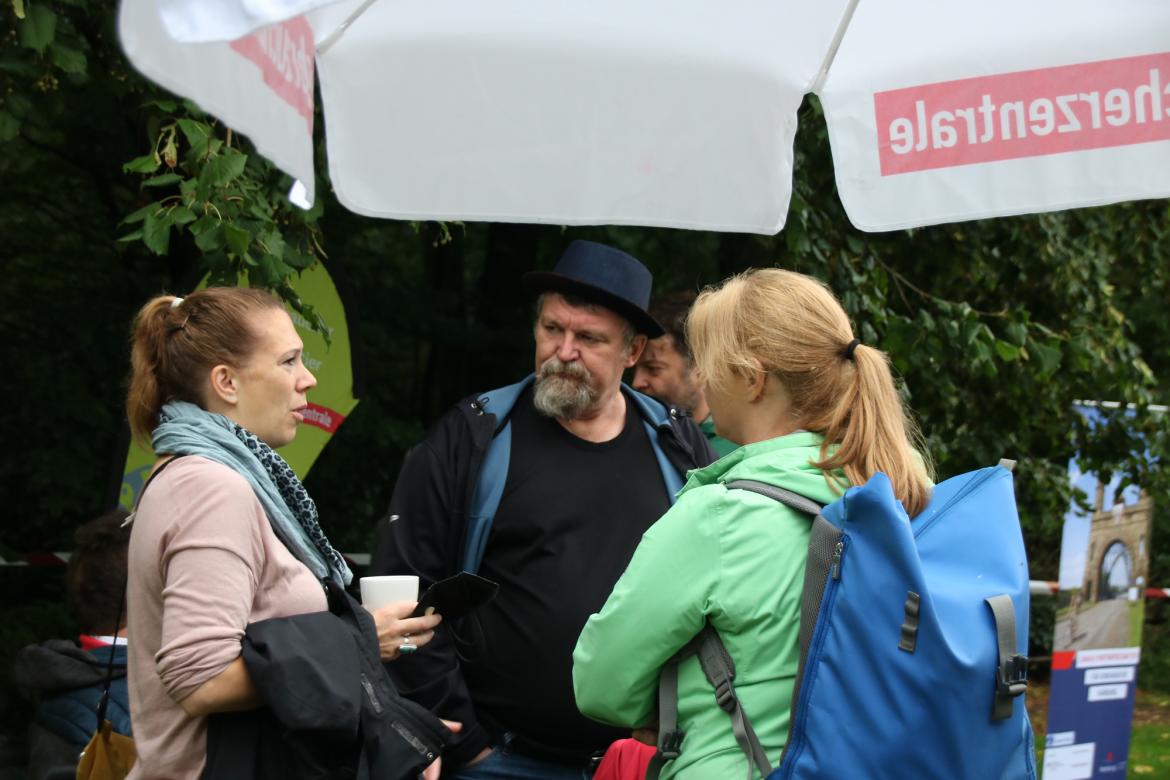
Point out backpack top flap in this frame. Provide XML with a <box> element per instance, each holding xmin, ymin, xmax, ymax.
<box><xmin>781</xmin><ymin>466</ymin><xmax>1034</xmax><ymax>780</ymax></box>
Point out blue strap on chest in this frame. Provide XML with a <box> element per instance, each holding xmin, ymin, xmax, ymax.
<box><xmin>462</xmin><ymin>421</ymin><xmax>511</xmax><ymax>574</ymax></box>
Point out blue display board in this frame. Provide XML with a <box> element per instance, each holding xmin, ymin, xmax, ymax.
<box><xmin>1043</xmin><ymin>405</ymin><xmax>1153</xmax><ymax>779</ymax></box>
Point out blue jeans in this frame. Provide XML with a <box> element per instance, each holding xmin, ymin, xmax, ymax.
<box><xmin>451</xmin><ymin>736</ymin><xmax>596</xmax><ymax>780</ymax></box>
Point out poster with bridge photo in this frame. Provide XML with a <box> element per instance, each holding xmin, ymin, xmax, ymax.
<box><xmin>1043</xmin><ymin>406</ymin><xmax>1154</xmax><ymax>780</ymax></box>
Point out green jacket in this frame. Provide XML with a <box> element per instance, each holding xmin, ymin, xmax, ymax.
<box><xmin>573</xmin><ymin>432</ymin><xmax>843</xmax><ymax>780</ymax></box>
<box><xmin>698</xmin><ymin>416</ymin><xmax>738</xmax><ymax>458</ymax></box>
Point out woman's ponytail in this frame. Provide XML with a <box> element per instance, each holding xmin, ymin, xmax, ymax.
<box><xmin>126</xmin><ymin>295</ymin><xmax>181</xmax><ymax>444</ymax></box>
<box><xmin>812</xmin><ymin>342</ymin><xmax>932</xmax><ymax>517</ymax></box>
<box><xmin>690</xmin><ymin>269</ymin><xmax>933</xmax><ymax>517</ymax></box>
<box><xmin>125</xmin><ymin>288</ymin><xmax>283</xmax><ymax>443</ymax></box>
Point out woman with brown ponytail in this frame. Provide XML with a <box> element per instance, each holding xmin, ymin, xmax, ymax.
<box><xmin>123</xmin><ymin>288</ymin><xmax>447</xmax><ymax>779</ymax></box>
<box><xmin>574</xmin><ymin>269</ymin><xmax>932</xmax><ymax>780</ymax></box>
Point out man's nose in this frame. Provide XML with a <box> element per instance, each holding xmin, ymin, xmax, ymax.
<box><xmin>631</xmin><ymin>367</ymin><xmax>649</xmax><ymax>391</ymax></box>
<box><xmin>556</xmin><ymin>335</ymin><xmax>578</xmax><ymax>361</ymax></box>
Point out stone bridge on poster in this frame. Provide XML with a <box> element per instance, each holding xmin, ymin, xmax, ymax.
<box><xmin>1081</xmin><ymin>483</ymin><xmax>1152</xmax><ymax>604</ymax></box>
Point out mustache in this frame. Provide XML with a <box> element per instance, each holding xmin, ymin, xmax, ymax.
<box><xmin>538</xmin><ymin>357</ymin><xmax>590</xmax><ymax>382</ymax></box>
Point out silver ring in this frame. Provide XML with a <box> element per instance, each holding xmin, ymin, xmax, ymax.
<box><xmin>400</xmin><ymin>634</ymin><xmax>417</xmax><ymax>655</ymax></box>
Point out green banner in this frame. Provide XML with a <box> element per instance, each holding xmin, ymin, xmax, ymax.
<box><xmin>118</xmin><ymin>262</ymin><xmax>360</xmax><ymax>510</ymax></box>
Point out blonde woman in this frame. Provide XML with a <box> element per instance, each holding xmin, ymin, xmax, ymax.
<box><xmin>573</xmin><ymin>269</ymin><xmax>931</xmax><ymax>780</ymax></box>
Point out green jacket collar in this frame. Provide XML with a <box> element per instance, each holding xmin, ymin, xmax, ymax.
<box><xmin>681</xmin><ymin>431</ymin><xmax>845</xmax><ymax>506</ymax></box>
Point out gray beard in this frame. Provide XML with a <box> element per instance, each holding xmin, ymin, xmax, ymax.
<box><xmin>533</xmin><ymin>360</ymin><xmax>598</xmax><ymax>420</ymax></box>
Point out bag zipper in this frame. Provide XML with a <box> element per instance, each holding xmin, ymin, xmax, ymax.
<box><xmin>912</xmin><ymin>467</ymin><xmax>998</xmax><ymax>539</ymax></box>
<box><xmin>777</xmin><ymin>535</ymin><xmax>849</xmax><ymax>777</ymax></box>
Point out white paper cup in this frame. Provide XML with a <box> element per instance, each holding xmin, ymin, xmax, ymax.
<box><xmin>360</xmin><ymin>575</ymin><xmax>419</xmax><ymax>610</ymax></box>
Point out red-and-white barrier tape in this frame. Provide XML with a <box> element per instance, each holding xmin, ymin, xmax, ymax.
<box><xmin>0</xmin><ymin>551</ymin><xmax>374</xmax><ymax>568</ymax></box>
<box><xmin>1029</xmin><ymin>580</ymin><xmax>1169</xmax><ymax>599</ymax></box>
<box><xmin>4</xmin><ymin>554</ymin><xmax>1167</xmax><ymax>599</ymax></box>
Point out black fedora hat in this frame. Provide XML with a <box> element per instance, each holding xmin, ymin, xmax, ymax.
<box><xmin>522</xmin><ymin>240</ymin><xmax>664</xmax><ymax>337</ymax></box>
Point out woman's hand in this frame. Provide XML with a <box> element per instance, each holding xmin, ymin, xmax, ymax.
<box><xmin>369</xmin><ymin>601</ymin><xmax>442</xmax><ymax>661</ymax></box>
<box><xmin>420</xmin><ymin>720</ymin><xmax>462</xmax><ymax>780</ymax></box>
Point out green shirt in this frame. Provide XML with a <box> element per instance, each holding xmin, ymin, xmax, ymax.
<box><xmin>699</xmin><ymin>416</ymin><xmax>738</xmax><ymax>458</ymax></box>
<box><xmin>573</xmin><ymin>432</ymin><xmax>844</xmax><ymax>780</ymax></box>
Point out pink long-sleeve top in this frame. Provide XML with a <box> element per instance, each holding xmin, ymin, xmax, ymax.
<box><xmin>126</xmin><ymin>456</ymin><xmax>328</xmax><ymax>779</ymax></box>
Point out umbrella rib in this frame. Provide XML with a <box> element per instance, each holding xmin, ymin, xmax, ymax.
<box><xmin>317</xmin><ymin>0</ymin><xmax>383</xmax><ymax>55</ymax></box>
<box><xmin>811</xmin><ymin>0</ymin><xmax>861</xmax><ymax>95</ymax></box>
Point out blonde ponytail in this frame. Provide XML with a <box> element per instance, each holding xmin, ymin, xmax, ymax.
<box><xmin>807</xmin><ymin>342</ymin><xmax>932</xmax><ymax>517</ymax></box>
<box><xmin>688</xmin><ymin>269</ymin><xmax>933</xmax><ymax>517</ymax></box>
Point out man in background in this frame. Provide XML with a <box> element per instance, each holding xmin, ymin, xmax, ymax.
<box><xmin>632</xmin><ymin>290</ymin><xmax>737</xmax><ymax>458</ymax></box>
<box><xmin>13</xmin><ymin>509</ymin><xmax>133</xmax><ymax>779</ymax></box>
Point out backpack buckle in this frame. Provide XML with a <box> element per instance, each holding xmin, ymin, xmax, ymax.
<box><xmin>659</xmin><ymin>729</ymin><xmax>685</xmax><ymax>760</ymax></box>
<box><xmin>713</xmin><ymin>679</ymin><xmax>736</xmax><ymax>713</ymax></box>
<box><xmin>997</xmin><ymin>654</ymin><xmax>1028</xmax><ymax>698</ymax></box>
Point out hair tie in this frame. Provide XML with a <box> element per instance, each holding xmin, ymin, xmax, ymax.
<box><xmin>170</xmin><ymin>297</ymin><xmax>184</xmax><ymax>309</ymax></box>
<box><xmin>843</xmin><ymin>338</ymin><xmax>861</xmax><ymax>361</ymax></box>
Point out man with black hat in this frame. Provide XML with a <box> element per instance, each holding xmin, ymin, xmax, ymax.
<box><xmin>370</xmin><ymin>240</ymin><xmax>715</xmax><ymax>778</ymax></box>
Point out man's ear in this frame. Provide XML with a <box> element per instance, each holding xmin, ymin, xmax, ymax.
<box><xmin>206</xmin><ymin>364</ymin><xmax>239</xmax><ymax>407</ymax></box>
<box><xmin>624</xmin><ymin>334</ymin><xmax>649</xmax><ymax>367</ymax></box>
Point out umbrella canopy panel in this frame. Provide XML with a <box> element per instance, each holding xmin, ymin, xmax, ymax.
<box><xmin>158</xmin><ymin>0</ymin><xmax>342</xmax><ymax>43</ymax></box>
<box><xmin>310</xmin><ymin>0</ymin><xmax>852</xmax><ymax>234</ymax></box>
<box><xmin>820</xmin><ymin>0</ymin><xmax>1170</xmax><ymax>231</ymax></box>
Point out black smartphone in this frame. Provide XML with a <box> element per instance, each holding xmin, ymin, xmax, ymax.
<box><xmin>411</xmin><ymin>572</ymin><xmax>499</xmax><ymax>620</ymax></box>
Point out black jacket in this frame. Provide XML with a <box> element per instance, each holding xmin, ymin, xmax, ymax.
<box><xmin>13</xmin><ymin>641</ymin><xmax>132</xmax><ymax>780</ymax></box>
<box><xmin>370</xmin><ymin>381</ymin><xmax>716</xmax><ymax>768</ymax></box>
<box><xmin>203</xmin><ymin>581</ymin><xmax>450</xmax><ymax>780</ymax></box>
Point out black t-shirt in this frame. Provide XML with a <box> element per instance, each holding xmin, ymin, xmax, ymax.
<box><xmin>465</xmin><ymin>387</ymin><xmax>671</xmax><ymax>760</ymax></box>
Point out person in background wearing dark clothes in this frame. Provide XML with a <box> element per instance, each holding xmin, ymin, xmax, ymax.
<box><xmin>371</xmin><ymin>241</ymin><xmax>716</xmax><ymax>779</ymax></box>
<box><xmin>632</xmin><ymin>291</ymin><xmax>738</xmax><ymax>459</ymax></box>
<box><xmin>13</xmin><ymin>509</ymin><xmax>133</xmax><ymax>780</ymax></box>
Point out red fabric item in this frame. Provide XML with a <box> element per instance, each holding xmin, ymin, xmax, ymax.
<box><xmin>78</xmin><ymin>635</ymin><xmax>113</xmax><ymax>651</ymax></box>
<box><xmin>594</xmin><ymin>738</ymin><xmax>656</xmax><ymax>780</ymax></box>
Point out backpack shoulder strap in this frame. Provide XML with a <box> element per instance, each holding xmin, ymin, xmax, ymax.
<box><xmin>648</xmin><ymin>482</ymin><xmax>819</xmax><ymax>780</ymax></box>
<box><xmin>724</xmin><ymin>479</ymin><xmax>823</xmax><ymax>517</ymax></box>
<box><xmin>648</xmin><ymin>627</ymin><xmax>772</xmax><ymax>780</ymax></box>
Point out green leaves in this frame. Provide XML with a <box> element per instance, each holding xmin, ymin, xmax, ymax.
<box><xmin>176</xmin><ymin>118</ymin><xmax>211</xmax><ymax>153</ymax></box>
<box><xmin>49</xmin><ymin>43</ymin><xmax>85</xmax><ymax>74</ymax></box>
<box><xmin>142</xmin><ymin>173</ymin><xmax>182</xmax><ymax>187</ymax></box>
<box><xmin>117</xmin><ymin>104</ymin><xmax>327</xmax><ymax>329</ymax></box>
<box><xmin>0</xmin><ymin>109</ymin><xmax>18</xmax><ymax>142</ymax></box>
<box><xmin>123</xmin><ymin>154</ymin><xmax>160</xmax><ymax>174</ymax></box>
<box><xmin>1029</xmin><ymin>340</ymin><xmax>1062</xmax><ymax>376</ymax></box>
<box><xmin>18</xmin><ymin>4</ymin><xmax>55</xmax><ymax>54</ymax></box>
<box><xmin>141</xmin><ymin>208</ymin><xmax>172</xmax><ymax>255</ymax></box>
<box><xmin>993</xmin><ymin>339</ymin><xmax>1021</xmax><ymax>362</ymax></box>
<box><xmin>201</xmin><ymin>149</ymin><xmax>247</xmax><ymax>187</ymax></box>
<box><xmin>223</xmin><ymin>222</ymin><xmax>251</xmax><ymax>256</ymax></box>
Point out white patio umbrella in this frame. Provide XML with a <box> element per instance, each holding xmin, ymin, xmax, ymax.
<box><xmin>119</xmin><ymin>0</ymin><xmax>1170</xmax><ymax>232</ymax></box>
<box><xmin>818</xmin><ymin>0</ymin><xmax>1170</xmax><ymax>231</ymax></box>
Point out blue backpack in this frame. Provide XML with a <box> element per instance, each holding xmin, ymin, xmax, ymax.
<box><xmin>650</xmin><ymin>464</ymin><xmax>1036</xmax><ymax>780</ymax></box>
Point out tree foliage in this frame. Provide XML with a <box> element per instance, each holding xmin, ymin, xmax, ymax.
<box><xmin>117</xmin><ymin>102</ymin><xmax>332</xmax><ymax>336</ymax></box>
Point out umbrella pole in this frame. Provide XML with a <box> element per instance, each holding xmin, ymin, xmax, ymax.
<box><xmin>317</xmin><ymin>0</ymin><xmax>383</xmax><ymax>55</ymax></box>
<box><xmin>811</xmin><ymin>0</ymin><xmax>861</xmax><ymax>94</ymax></box>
